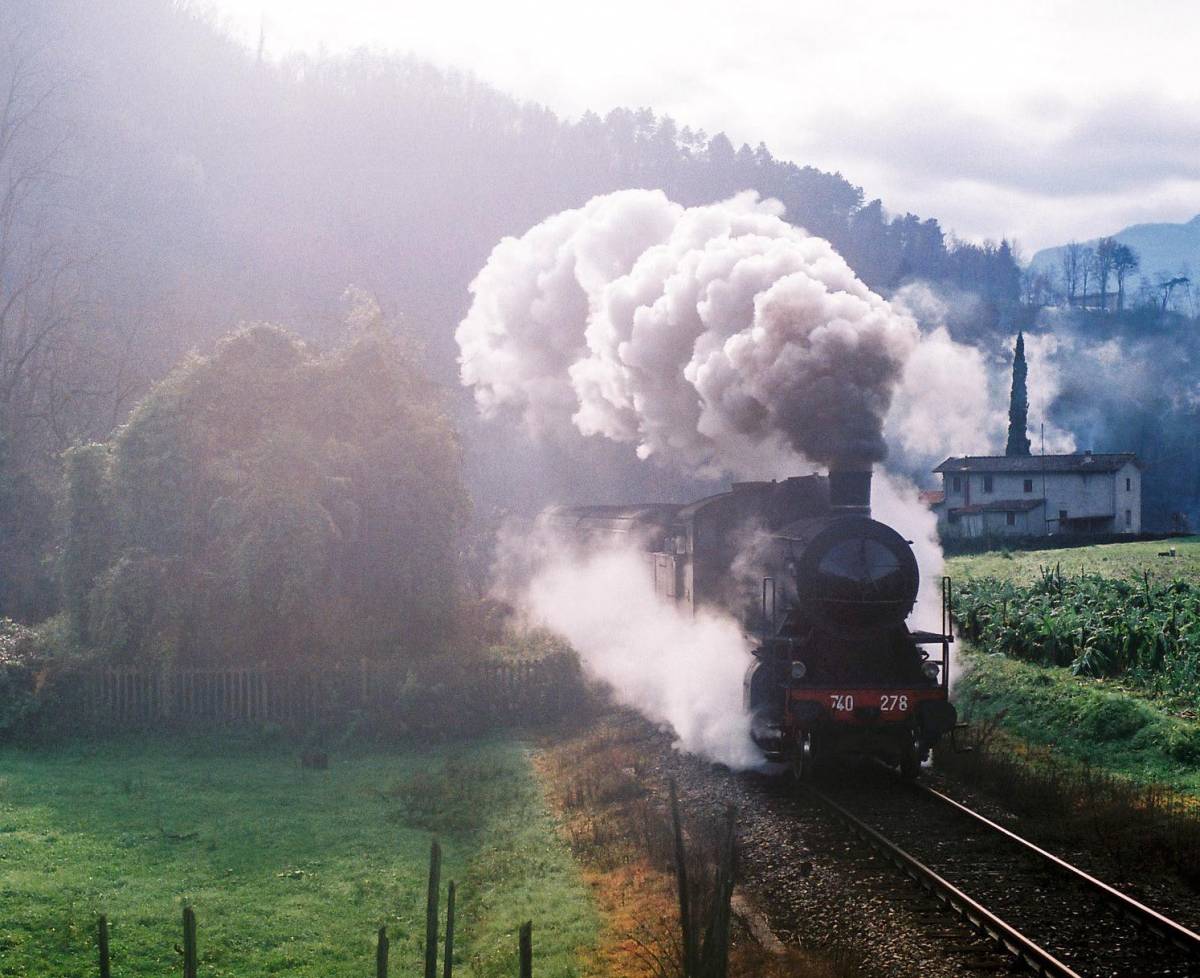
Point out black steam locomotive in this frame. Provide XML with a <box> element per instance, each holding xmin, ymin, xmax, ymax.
<box><xmin>546</xmin><ymin>469</ymin><xmax>956</xmax><ymax>778</ymax></box>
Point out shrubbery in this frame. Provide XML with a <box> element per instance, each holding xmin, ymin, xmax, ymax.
<box><xmin>56</xmin><ymin>304</ymin><xmax>468</xmax><ymax>668</ymax></box>
<box><xmin>955</xmin><ymin>566</ymin><xmax>1200</xmax><ymax>702</ymax></box>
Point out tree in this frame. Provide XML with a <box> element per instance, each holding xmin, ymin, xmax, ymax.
<box><xmin>1079</xmin><ymin>245</ymin><xmax>1096</xmax><ymax>307</ymax></box>
<box><xmin>1156</xmin><ymin>273</ymin><xmax>1190</xmax><ymax>313</ymax></box>
<box><xmin>61</xmin><ymin>309</ymin><xmax>468</xmax><ymax>665</ymax></box>
<box><xmin>1060</xmin><ymin>241</ymin><xmax>1083</xmax><ymax>305</ymax></box>
<box><xmin>1095</xmin><ymin>237</ymin><xmax>1118</xmax><ymax>311</ymax></box>
<box><xmin>1005</xmin><ymin>332</ymin><xmax>1032</xmax><ymax>457</ymax></box>
<box><xmin>1112</xmin><ymin>243</ymin><xmax>1139</xmax><ymax>312</ymax></box>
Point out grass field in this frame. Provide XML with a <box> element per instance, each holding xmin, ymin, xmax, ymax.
<box><xmin>946</xmin><ymin>535</ymin><xmax>1200</xmax><ymax>584</ymax></box>
<box><xmin>0</xmin><ymin>733</ymin><xmax>598</xmax><ymax>978</ymax></box>
<box><xmin>954</xmin><ymin>647</ymin><xmax>1200</xmax><ymax>791</ymax></box>
<box><xmin>947</xmin><ymin>535</ymin><xmax>1200</xmax><ymax>797</ymax></box>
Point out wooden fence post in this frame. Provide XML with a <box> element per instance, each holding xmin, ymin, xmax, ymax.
<box><xmin>668</xmin><ymin>779</ymin><xmax>696</xmax><ymax>977</ymax></box>
<box><xmin>375</xmin><ymin>925</ymin><xmax>388</xmax><ymax>978</ymax></box>
<box><xmin>97</xmin><ymin>914</ymin><xmax>110</xmax><ymax>978</ymax></box>
<box><xmin>518</xmin><ymin>921</ymin><xmax>532</xmax><ymax>978</ymax></box>
<box><xmin>182</xmin><ymin>905</ymin><xmax>197</xmax><ymax>978</ymax></box>
<box><xmin>443</xmin><ymin>881</ymin><xmax>455</xmax><ymax>978</ymax></box>
<box><xmin>425</xmin><ymin>839</ymin><xmax>441</xmax><ymax>978</ymax></box>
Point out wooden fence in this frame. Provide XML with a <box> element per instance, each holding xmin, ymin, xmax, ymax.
<box><xmin>59</xmin><ymin>656</ymin><xmax>581</xmax><ymax>732</ymax></box>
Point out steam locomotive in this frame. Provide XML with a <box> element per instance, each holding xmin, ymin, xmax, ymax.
<box><xmin>546</xmin><ymin>469</ymin><xmax>956</xmax><ymax>778</ymax></box>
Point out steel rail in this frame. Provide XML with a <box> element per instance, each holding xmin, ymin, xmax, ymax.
<box><xmin>913</xmin><ymin>781</ymin><xmax>1200</xmax><ymax>956</ymax></box>
<box><xmin>804</xmin><ymin>784</ymin><xmax>1084</xmax><ymax>978</ymax></box>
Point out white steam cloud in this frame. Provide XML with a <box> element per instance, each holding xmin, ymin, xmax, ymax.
<box><xmin>458</xmin><ymin>189</ymin><xmax>919</xmax><ymax>473</ymax></box>
<box><xmin>461</xmin><ymin>192</ymin><xmax>992</xmax><ymax>764</ymax></box>
<box><xmin>887</xmin><ymin>283</ymin><xmax>1076</xmax><ymax>467</ymax></box>
<box><xmin>497</xmin><ymin>523</ymin><xmax>760</xmax><ymax>768</ymax></box>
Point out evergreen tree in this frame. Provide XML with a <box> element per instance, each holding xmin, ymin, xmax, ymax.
<box><xmin>1005</xmin><ymin>332</ymin><xmax>1032</xmax><ymax>457</ymax></box>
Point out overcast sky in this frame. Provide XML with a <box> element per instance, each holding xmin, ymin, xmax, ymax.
<box><xmin>208</xmin><ymin>0</ymin><xmax>1200</xmax><ymax>255</ymax></box>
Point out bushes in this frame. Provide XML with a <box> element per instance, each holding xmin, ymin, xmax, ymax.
<box><xmin>955</xmin><ymin>567</ymin><xmax>1200</xmax><ymax>701</ymax></box>
<box><xmin>0</xmin><ymin>617</ymin><xmax>99</xmax><ymax>740</ymax></box>
<box><xmin>58</xmin><ymin>316</ymin><xmax>469</xmax><ymax>668</ymax></box>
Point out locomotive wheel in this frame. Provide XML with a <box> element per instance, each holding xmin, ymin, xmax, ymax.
<box><xmin>790</xmin><ymin>732</ymin><xmax>817</xmax><ymax>782</ymax></box>
<box><xmin>899</xmin><ymin>733</ymin><xmax>922</xmax><ymax>780</ymax></box>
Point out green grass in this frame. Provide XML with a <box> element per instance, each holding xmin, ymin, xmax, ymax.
<box><xmin>955</xmin><ymin>644</ymin><xmax>1200</xmax><ymax>795</ymax></box>
<box><xmin>947</xmin><ymin>535</ymin><xmax>1200</xmax><ymax>585</ymax></box>
<box><xmin>946</xmin><ymin>537</ymin><xmax>1200</xmax><ymax>794</ymax></box>
<box><xmin>0</xmin><ymin>733</ymin><xmax>597</xmax><ymax>977</ymax></box>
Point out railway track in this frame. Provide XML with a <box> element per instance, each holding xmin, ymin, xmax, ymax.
<box><xmin>805</xmin><ymin>772</ymin><xmax>1200</xmax><ymax>978</ymax></box>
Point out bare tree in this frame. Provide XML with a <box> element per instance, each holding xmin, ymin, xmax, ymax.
<box><xmin>1060</xmin><ymin>241</ymin><xmax>1083</xmax><ymax>305</ymax></box>
<box><xmin>1079</xmin><ymin>245</ymin><xmax>1096</xmax><ymax>308</ymax></box>
<box><xmin>0</xmin><ymin>15</ymin><xmax>142</xmax><ymax>477</ymax></box>
<box><xmin>1095</xmin><ymin>237</ymin><xmax>1118</xmax><ymax>311</ymax></box>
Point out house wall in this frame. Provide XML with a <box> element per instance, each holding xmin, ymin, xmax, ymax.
<box><xmin>940</xmin><ymin>503</ymin><xmax>1044</xmax><ymax>539</ymax></box>
<box><xmin>938</xmin><ymin>462</ymin><xmax>1141</xmax><ymax>537</ymax></box>
<box><xmin>1116</xmin><ymin>461</ymin><xmax>1142</xmax><ymax>533</ymax></box>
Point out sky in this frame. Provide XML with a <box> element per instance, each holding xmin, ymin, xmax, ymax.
<box><xmin>207</xmin><ymin>0</ymin><xmax>1200</xmax><ymax>255</ymax></box>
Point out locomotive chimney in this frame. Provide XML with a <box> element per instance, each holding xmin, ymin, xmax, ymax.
<box><xmin>828</xmin><ymin>462</ymin><xmax>872</xmax><ymax>516</ymax></box>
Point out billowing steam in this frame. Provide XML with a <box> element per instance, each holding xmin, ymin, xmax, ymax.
<box><xmin>460</xmin><ymin>191</ymin><xmax>987</xmax><ymax>765</ymax></box>
<box><xmin>886</xmin><ymin>283</ymin><xmax>1075</xmax><ymax>471</ymax></box>
<box><xmin>458</xmin><ymin>190</ymin><xmax>919</xmax><ymax>474</ymax></box>
<box><xmin>495</xmin><ymin>523</ymin><xmax>760</xmax><ymax>768</ymax></box>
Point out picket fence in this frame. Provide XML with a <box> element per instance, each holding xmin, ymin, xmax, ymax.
<box><xmin>69</xmin><ymin>657</ymin><xmax>577</xmax><ymax>730</ymax></box>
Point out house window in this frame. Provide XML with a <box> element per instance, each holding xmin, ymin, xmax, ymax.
<box><xmin>1125</xmin><ymin>509</ymin><xmax>1132</xmax><ymax>527</ymax></box>
<box><xmin>951</xmin><ymin>476</ymin><xmax>962</xmax><ymax>493</ymax></box>
<box><xmin>1006</xmin><ymin>512</ymin><xmax>1016</xmax><ymax>526</ymax></box>
<box><xmin>1023</xmin><ymin>479</ymin><xmax>1034</xmax><ymax>493</ymax></box>
<box><xmin>1126</xmin><ymin>477</ymin><xmax>1131</xmax><ymax>491</ymax></box>
<box><xmin>983</xmin><ymin>475</ymin><xmax>994</xmax><ymax>493</ymax></box>
<box><xmin>1059</xmin><ymin>509</ymin><xmax>1068</xmax><ymax>523</ymax></box>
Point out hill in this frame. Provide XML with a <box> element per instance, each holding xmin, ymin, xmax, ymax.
<box><xmin>1</xmin><ymin>0</ymin><xmax>1023</xmax><ymax>623</ymax></box>
<box><xmin>1029</xmin><ymin>214</ymin><xmax>1200</xmax><ymax>286</ymax></box>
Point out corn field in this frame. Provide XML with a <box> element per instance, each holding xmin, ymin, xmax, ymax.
<box><xmin>955</xmin><ymin>567</ymin><xmax>1200</xmax><ymax>702</ymax></box>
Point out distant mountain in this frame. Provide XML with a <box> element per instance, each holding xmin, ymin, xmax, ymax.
<box><xmin>1030</xmin><ymin>214</ymin><xmax>1200</xmax><ymax>285</ymax></box>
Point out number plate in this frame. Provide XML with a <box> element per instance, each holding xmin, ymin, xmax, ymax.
<box><xmin>826</xmin><ymin>692</ymin><xmax>911</xmax><ymax>713</ymax></box>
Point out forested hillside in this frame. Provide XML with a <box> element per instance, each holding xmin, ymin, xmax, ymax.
<box><xmin>11</xmin><ymin>0</ymin><xmax>1200</xmax><ymax>630</ymax></box>
<box><xmin>0</xmin><ymin>0</ymin><xmax>1026</xmax><ymax>623</ymax></box>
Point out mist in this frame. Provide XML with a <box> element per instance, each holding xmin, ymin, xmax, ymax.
<box><xmin>499</xmin><ymin>523</ymin><xmax>761</xmax><ymax>768</ymax></box>
<box><xmin>464</xmin><ymin>193</ymin><xmax>965</xmax><ymax>763</ymax></box>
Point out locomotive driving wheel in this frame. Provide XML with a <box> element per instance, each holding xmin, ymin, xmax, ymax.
<box><xmin>790</xmin><ymin>731</ymin><xmax>817</xmax><ymax>782</ymax></box>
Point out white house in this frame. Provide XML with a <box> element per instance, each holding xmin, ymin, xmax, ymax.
<box><xmin>932</xmin><ymin>452</ymin><xmax>1141</xmax><ymax>539</ymax></box>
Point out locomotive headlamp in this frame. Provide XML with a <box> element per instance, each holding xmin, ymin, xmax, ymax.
<box><xmin>922</xmin><ymin>662</ymin><xmax>941</xmax><ymax>681</ymax></box>
<box><xmin>791</xmin><ymin>661</ymin><xmax>807</xmax><ymax>680</ymax></box>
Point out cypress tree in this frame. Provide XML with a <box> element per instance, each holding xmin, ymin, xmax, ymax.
<box><xmin>1005</xmin><ymin>332</ymin><xmax>1032</xmax><ymax>457</ymax></box>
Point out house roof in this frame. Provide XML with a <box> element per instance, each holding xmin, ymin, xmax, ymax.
<box><xmin>934</xmin><ymin>453</ymin><xmax>1138</xmax><ymax>475</ymax></box>
<box><xmin>918</xmin><ymin>490</ymin><xmax>945</xmax><ymax>507</ymax></box>
<box><xmin>950</xmin><ymin>498</ymin><xmax>1045</xmax><ymax>515</ymax></box>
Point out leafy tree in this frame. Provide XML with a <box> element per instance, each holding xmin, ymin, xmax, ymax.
<box><xmin>61</xmin><ymin>303</ymin><xmax>468</xmax><ymax>665</ymax></box>
<box><xmin>59</xmin><ymin>443</ymin><xmax>116</xmax><ymax>640</ymax></box>
<box><xmin>1005</xmin><ymin>332</ymin><xmax>1032</xmax><ymax>457</ymax></box>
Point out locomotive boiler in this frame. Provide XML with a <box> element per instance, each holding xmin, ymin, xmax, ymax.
<box><xmin>545</xmin><ymin>467</ymin><xmax>956</xmax><ymax>779</ymax></box>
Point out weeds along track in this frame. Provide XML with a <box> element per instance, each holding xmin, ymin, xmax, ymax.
<box><xmin>807</xmin><ymin>770</ymin><xmax>1200</xmax><ymax>978</ymax></box>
